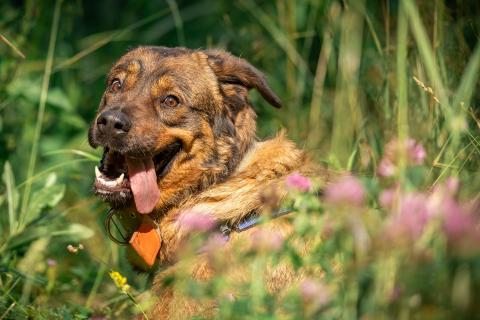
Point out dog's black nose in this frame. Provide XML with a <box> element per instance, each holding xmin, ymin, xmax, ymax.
<box><xmin>96</xmin><ymin>110</ymin><xmax>131</xmax><ymax>136</ymax></box>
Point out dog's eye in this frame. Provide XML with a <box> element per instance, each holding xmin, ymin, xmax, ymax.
<box><xmin>162</xmin><ymin>95</ymin><xmax>179</xmax><ymax>108</ymax></box>
<box><xmin>110</xmin><ymin>78</ymin><xmax>122</xmax><ymax>93</ymax></box>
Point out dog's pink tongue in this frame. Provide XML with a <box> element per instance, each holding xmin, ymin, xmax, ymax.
<box><xmin>126</xmin><ymin>157</ymin><xmax>160</xmax><ymax>214</ymax></box>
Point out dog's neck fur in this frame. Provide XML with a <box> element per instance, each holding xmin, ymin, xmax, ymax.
<box><xmin>151</xmin><ymin>131</ymin><xmax>310</xmax><ymax>265</ymax></box>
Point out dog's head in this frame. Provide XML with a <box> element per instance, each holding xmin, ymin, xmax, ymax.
<box><xmin>88</xmin><ymin>46</ymin><xmax>281</xmax><ymax>214</ymax></box>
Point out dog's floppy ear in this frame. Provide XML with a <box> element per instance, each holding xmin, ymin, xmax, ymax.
<box><xmin>205</xmin><ymin>49</ymin><xmax>282</xmax><ymax>108</ymax></box>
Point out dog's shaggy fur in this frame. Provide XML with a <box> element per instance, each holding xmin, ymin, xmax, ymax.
<box><xmin>89</xmin><ymin>46</ymin><xmax>328</xmax><ymax>318</ymax></box>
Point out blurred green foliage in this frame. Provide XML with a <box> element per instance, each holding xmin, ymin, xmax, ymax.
<box><xmin>0</xmin><ymin>0</ymin><xmax>479</xmax><ymax>318</ymax></box>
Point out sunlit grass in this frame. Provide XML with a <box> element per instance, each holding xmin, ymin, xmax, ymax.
<box><xmin>0</xmin><ymin>0</ymin><xmax>479</xmax><ymax>318</ymax></box>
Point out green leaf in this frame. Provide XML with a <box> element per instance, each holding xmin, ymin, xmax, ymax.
<box><xmin>6</xmin><ymin>78</ymin><xmax>73</xmax><ymax>111</ymax></box>
<box><xmin>51</xmin><ymin>223</ymin><xmax>94</xmax><ymax>240</ymax></box>
<box><xmin>288</xmin><ymin>249</ymin><xmax>303</xmax><ymax>270</ymax></box>
<box><xmin>26</xmin><ymin>184</ymin><xmax>65</xmax><ymax>225</ymax></box>
<box><xmin>46</xmin><ymin>88</ymin><xmax>73</xmax><ymax>111</ymax></box>
<box><xmin>404</xmin><ymin>166</ymin><xmax>428</xmax><ymax>190</ymax></box>
<box><xmin>61</xmin><ymin>113</ymin><xmax>87</xmax><ymax>129</ymax></box>
<box><xmin>8</xmin><ymin>223</ymin><xmax>94</xmax><ymax>250</ymax></box>
<box><xmin>2</xmin><ymin>161</ymin><xmax>19</xmax><ymax>234</ymax></box>
<box><xmin>7</xmin><ymin>226</ymin><xmax>52</xmax><ymax>250</ymax></box>
<box><xmin>44</xmin><ymin>172</ymin><xmax>57</xmax><ymax>187</ymax></box>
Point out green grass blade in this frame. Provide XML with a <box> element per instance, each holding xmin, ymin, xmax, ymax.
<box><xmin>17</xmin><ymin>159</ymin><xmax>92</xmax><ymax>189</ymax></box>
<box><xmin>403</xmin><ymin>0</ymin><xmax>449</xmax><ymax>111</ymax></box>
<box><xmin>452</xmin><ymin>42</ymin><xmax>480</xmax><ymax>110</ymax></box>
<box><xmin>307</xmin><ymin>30</ymin><xmax>332</xmax><ymax>151</ymax></box>
<box><xmin>166</xmin><ymin>0</ymin><xmax>186</xmax><ymax>46</ymax></box>
<box><xmin>85</xmin><ymin>257</ymin><xmax>108</xmax><ymax>308</ymax></box>
<box><xmin>238</xmin><ymin>0</ymin><xmax>308</xmax><ymax>75</ymax></box>
<box><xmin>330</xmin><ymin>0</ymin><xmax>366</xmax><ymax>167</ymax></box>
<box><xmin>53</xmin><ymin>8</ymin><xmax>170</xmax><ymax>71</ymax></box>
<box><xmin>396</xmin><ymin>1</ymin><xmax>409</xmax><ymax>177</ymax></box>
<box><xmin>2</xmin><ymin>162</ymin><xmax>18</xmax><ymax>235</ymax></box>
<box><xmin>346</xmin><ymin>142</ymin><xmax>359</xmax><ymax>172</ymax></box>
<box><xmin>19</xmin><ymin>0</ymin><xmax>63</xmax><ymax>230</ymax></box>
<box><xmin>0</xmin><ymin>33</ymin><xmax>26</xmax><ymax>59</ymax></box>
<box><xmin>361</xmin><ymin>6</ymin><xmax>383</xmax><ymax>57</ymax></box>
<box><xmin>43</xmin><ymin>149</ymin><xmax>101</xmax><ymax>162</ymax></box>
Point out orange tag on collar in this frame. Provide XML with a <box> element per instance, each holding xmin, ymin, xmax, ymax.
<box><xmin>129</xmin><ymin>219</ymin><xmax>161</xmax><ymax>268</ymax></box>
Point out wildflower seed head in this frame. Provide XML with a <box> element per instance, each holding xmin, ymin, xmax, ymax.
<box><xmin>67</xmin><ymin>244</ymin><xmax>78</xmax><ymax>254</ymax></box>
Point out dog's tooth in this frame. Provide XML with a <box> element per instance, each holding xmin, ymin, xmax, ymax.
<box><xmin>98</xmin><ymin>176</ymin><xmax>108</xmax><ymax>185</ymax></box>
<box><xmin>97</xmin><ymin>174</ymin><xmax>112</xmax><ymax>186</ymax></box>
<box><xmin>115</xmin><ymin>173</ymin><xmax>124</xmax><ymax>185</ymax></box>
<box><xmin>95</xmin><ymin>166</ymin><xmax>101</xmax><ymax>179</ymax></box>
<box><xmin>101</xmin><ymin>173</ymin><xmax>124</xmax><ymax>188</ymax></box>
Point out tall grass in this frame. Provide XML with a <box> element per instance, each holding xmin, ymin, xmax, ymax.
<box><xmin>19</xmin><ymin>0</ymin><xmax>62</xmax><ymax>232</ymax></box>
<box><xmin>0</xmin><ymin>0</ymin><xmax>479</xmax><ymax>318</ymax></box>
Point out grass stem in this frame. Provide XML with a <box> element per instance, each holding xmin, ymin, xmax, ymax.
<box><xmin>396</xmin><ymin>1</ymin><xmax>409</xmax><ymax>177</ymax></box>
<box><xmin>19</xmin><ymin>0</ymin><xmax>63</xmax><ymax>231</ymax></box>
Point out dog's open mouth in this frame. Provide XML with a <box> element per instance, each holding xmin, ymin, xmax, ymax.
<box><xmin>94</xmin><ymin>142</ymin><xmax>181</xmax><ymax>213</ymax></box>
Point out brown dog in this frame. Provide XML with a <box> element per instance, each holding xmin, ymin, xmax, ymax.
<box><xmin>88</xmin><ymin>46</ymin><xmax>324</xmax><ymax>318</ymax></box>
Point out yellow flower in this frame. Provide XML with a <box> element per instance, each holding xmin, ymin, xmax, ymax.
<box><xmin>109</xmin><ymin>270</ymin><xmax>130</xmax><ymax>293</ymax></box>
<box><xmin>108</xmin><ymin>270</ymin><xmax>149</xmax><ymax>319</ymax></box>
